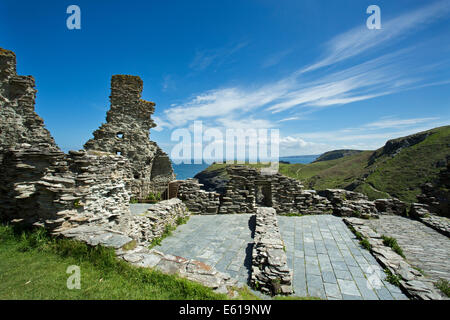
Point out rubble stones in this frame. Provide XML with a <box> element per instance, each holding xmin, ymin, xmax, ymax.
<box><xmin>62</xmin><ymin>224</ymin><xmax>239</xmax><ymax>297</ymax></box>
<box><xmin>410</xmin><ymin>203</ymin><xmax>450</xmax><ymax>237</ymax></box>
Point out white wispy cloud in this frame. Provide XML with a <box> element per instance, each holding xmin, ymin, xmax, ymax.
<box><xmin>159</xmin><ymin>0</ymin><xmax>450</xmax><ymax>147</ymax></box>
<box><xmin>261</xmin><ymin>49</ymin><xmax>293</xmax><ymax>68</ymax></box>
<box><xmin>301</xmin><ymin>0</ymin><xmax>450</xmax><ymax>73</ymax></box>
<box><xmin>164</xmin><ymin>79</ymin><xmax>293</xmax><ymax>127</ymax></box>
<box><xmin>364</xmin><ymin>117</ymin><xmax>440</xmax><ymax>129</ymax></box>
<box><xmin>189</xmin><ymin>42</ymin><xmax>249</xmax><ymax>71</ymax></box>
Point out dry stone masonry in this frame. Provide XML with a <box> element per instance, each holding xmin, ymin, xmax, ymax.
<box><xmin>318</xmin><ymin>189</ymin><xmax>379</xmax><ymax>218</ymax></box>
<box><xmin>176</xmin><ymin>179</ymin><xmax>221</xmax><ymax>214</ymax></box>
<box><xmin>0</xmin><ymin>48</ymin><xmax>132</xmax><ymax>231</ymax></box>
<box><xmin>119</xmin><ymin>198</ymin><xmax>190</xmax><ymax>245</ymax></box>
<box><xmin>251</xmin><ymin>207</ymin><xmax>293</xmax><ymax>295</ymax></box>
<box><xmin>0</xmin><ymin>47</ymin><xmax>243</xmax><ymax>295</ymax></box>
<box><xmin>344</xmin><ymin>217</ymin><xmax>444</xmax><ymax>300</ymax></box>
<box><xmin>84</xmin><ymin>75</ymin><xmax>175</xmax><ymax>200</ymax></box>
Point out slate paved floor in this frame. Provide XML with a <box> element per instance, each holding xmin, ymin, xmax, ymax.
<box><xmin>364</xmin><ymin>215</ymin><xmax>450</xmax><ymax>283</ymax></box>
<box><xmin>278</xmin><ymin>215</ymin><xmax>408</xmax><ymax>300</ymax></box>
<box><xmin>154</xmin><ymin>213</ymin><xmax>408</xmax><ymax>300</ymax></box>
<box><xmin>155</xmin><ymin>214</ymin><xmax>254</xmax><ymax>285</ymax></box>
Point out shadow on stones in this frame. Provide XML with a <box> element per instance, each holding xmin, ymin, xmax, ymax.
<box><xmin>248</xmin><ymin>215</ymin><xmax>256</xmax><ymax>238</ymax></box>
<box><xmin>244</xmin><ymin>242</ymin><xmax>254</xmax><ymax>284</ymax></box>
<box><xmin>244</xmin><ymin>215</ymin><xmax>256</xmax><ymax>284</ymax></box>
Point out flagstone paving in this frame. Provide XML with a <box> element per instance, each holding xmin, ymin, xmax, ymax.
<box><xmin>278</xmin><ymin>215</ymin><xmax>408</xmax><ymax>300</ymax></box>
<box><xmin>364</xmin><ymin>215</ymin><xmax>450</xmax><ymax>283</ymax></box>
<box><xmin>154</xmin><ymin>213</ymin><xmax>409</xmax><ymax>300</ymax></box>
<box><xmin>155</xmin><ymin>214</ymin><xmax>255</xmax><ymax>285</ymax></box>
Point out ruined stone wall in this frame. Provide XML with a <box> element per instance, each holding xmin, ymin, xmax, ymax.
<box><xmin>251</xmin><ymin>207</ymin><xmax>293</xmax><ymax>295</ymax></box>
<box><xmin>318</xmin><ymin>189</ymin><xmax>378</xmax><ymax>218</ymax></box>
<box><xmin>0</xmin><ymin>48</ymin><xmax>56</xmax><ymax>149</ymax></box>
<box><xmin>0</xmin><ymin>48</ymin><xmax>132</xmax><ymax>231</ymax></box>
<box><xmin>219</xmin><ymin>166</ymin><xmax>333</xmax><ymax>215</ymax></box>
<box><xmin>177</xmin><ymin>179</ymin><xmax>221</xmax><ymax>214</ymax></box>
<box><xmin>118</xmin><ymin>198</ymin><xmax>190</xmax><ymax>245</ymax></box>
<box><xmin>84</xmin><ymin>75</ymin><xmax>174</xmax><ymax>199</ymax></box>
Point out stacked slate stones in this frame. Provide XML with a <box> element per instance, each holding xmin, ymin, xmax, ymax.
<box><xmin>0</xmin><ymin>48</ymin><xmax>134</xmax><ymax>231</ymax></box>
<box><xmin>177</xmin><ymin>179</ymin><xmax>221</xmax><ymax>214</ymax></box>
<box><xmin>251</xmin><ymin>207</ymin><xmax>293</xmax><ymax>295</ymax></box>
<box><xmin>84</xmin><ymin>75</ymin><xmax>175</xmax><ymax>200</ymax></box>
<box><xmin>318</xmin><ymin>189</ymin><xmax>378</xmax><ymax>218</ymax></box>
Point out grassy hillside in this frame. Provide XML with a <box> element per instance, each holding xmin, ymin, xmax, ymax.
<box><xmin>313</xmin><ymin>149</ymin><xmax>364</xmax><ymax>162</ymax></box>
<box><xmin>197</xmin><ymin>126</ymin><xmax>450</xmax><ymax>203</ymax></box>
<box><xmin>283</xmin><ymin>126</ymin><xmax>450</xmax><ymax>202</ymax></box>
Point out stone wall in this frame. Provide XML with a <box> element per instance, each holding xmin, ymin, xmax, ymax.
<box><xmin>251</xmin><ymin>207</ymin><xmax>293</xmax><ymax>295</ymax></box>
<box><xmin>0</xmin><ymin>47</ymin><xmax>132</xmax><ymax>232</ymax></box>
<box><xmin>118</xmin><ymin>198</ymin><xmax>190</xmax><ymax>245</ymax></box>
<box><xmin>344</xmin><ymin>218</ymin><xmax>444</xmax><ymax>300</ymax></box>
<box><xmin>177</xmin><ymin>179</ymin><xmax>221</xmax><ymax>214</ymax></box>
<box><xmin>374</xmin><ymin>198</ymin><xmax>408</xmax><ymax>216</ymax></box>
<box><xmin>0</xmin><ymin>145</ymin><xmax>132</xmax><ymax>231</ymax></box>
<box><xmin>318</xmin><ymin>189</ymin><xmax>378</xmax><ymax>218</ymax></box>
<box><xmin>84</xmin><ymin>75</ymin><xmax>175</xmax><ymax>199</ymax></box>
<box><xmin>219</xmin><ymin>166</ymin><xmax>333</xmax><ymax>215</ymax></box>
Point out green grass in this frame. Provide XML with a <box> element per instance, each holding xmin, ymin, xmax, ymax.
<box><xmin>0</xmin><ymin>223</ymin><xmax>227</xmax><ymax>300</ymax></box>
<box><xmin>384</xmin><ymin>269</ymin><xmax>401</xmax><ymax>287</ymax></box>
<box><xmin>149</xmin><ymin>216</ymin><xmax>190</xmax><ymax>249</ymax></box>
<box><xmin>346</xmin><ymin>224</ymin><xmax>372</xmax><ymax>250</ymax></box>
<box><xmin>359</xmin><ymin>238</ymin><xmax>372</xmax><ymax>251</ymax></box>
<box><xmin>381</xmin><ymin>235</ymin><xmax>405</xmax><ymax>258</ymax></box>
<box><xmin>434</xmin><ymin>279</ymin><xmax>450</xmax><ymax>297</ymax></box>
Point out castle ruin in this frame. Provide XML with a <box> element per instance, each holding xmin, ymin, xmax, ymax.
<box><xmin>84</xmin><ymin>75</ymin><xmax>175</xmax><ymax>200</ymax></box>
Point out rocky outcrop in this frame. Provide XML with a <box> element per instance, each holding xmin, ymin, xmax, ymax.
<box><xmin>409</xmin><ymin>203</ymin><xmax>450</xmax><ymax>237</ymax></box>
<box><xmin>344</xmin><ymin>218</ymin><xmax>444</xmax><ymax>300</ymax></box>
<box><xmin>416</xmin><ymin>160</ymin><xmax>450</xmax><ymax>218</ymax></box>
<box><xmin>251</xmin><ymin>207</ymin><xmax>293</xmax><ymax>295</ymax></box>
<box><xmin>369</xmin><ymin>130</ymin><xmax>432</xmax><ymax>164</ymax></box>
<box><xmin>84</xmin><ymin>75</ymin><xmax>174</xmax><ymax>200</ymax></box>
<box><xmin>194</xmin><ymin>167</ymin><xmax>229</xmax><ymax>194</ymax></box>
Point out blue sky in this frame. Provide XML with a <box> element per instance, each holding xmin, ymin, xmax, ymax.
<box><xmin>1</xmin><ymin>0</ymin><xmax>449</xmax><ymax>156</ymax></box>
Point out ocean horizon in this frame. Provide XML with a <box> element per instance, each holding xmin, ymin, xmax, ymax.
<box><xmin>171</xmin><ymin>155</ymin><xmax>319</xmax><ymax>180</ymax></box>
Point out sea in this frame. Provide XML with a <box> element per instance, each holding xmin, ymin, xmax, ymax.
<box><xmin>172</xmin><ymin>155</ymin><xmax>319</xmax><ymax>180</ymax></box>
